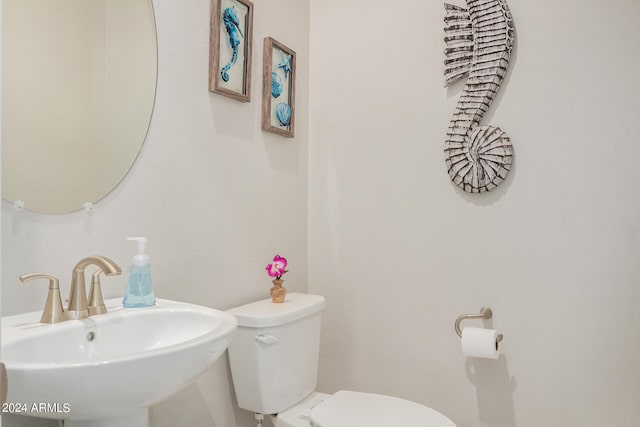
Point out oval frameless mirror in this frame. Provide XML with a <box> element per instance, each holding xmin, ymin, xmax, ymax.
<box><xmin>2</xmin><ymin>0</ymin><xmax>157</xmax><ymax>214</ymax></box>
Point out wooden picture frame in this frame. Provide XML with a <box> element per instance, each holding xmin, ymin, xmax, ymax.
<box><xmin>262</xmin><ymin>37</ymin><xmax>296</xmax><ymax>138</ymax></box>
<box><xmin>209</xmin><ymin>0</ymin><xmax>253</xmax><ymax>102</ymax></box>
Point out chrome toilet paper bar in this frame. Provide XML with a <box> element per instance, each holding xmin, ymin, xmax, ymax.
<box><xmin>455</xmin><ymin>307</ymin><xmax>503</xmax><ymax>342</ymax></box>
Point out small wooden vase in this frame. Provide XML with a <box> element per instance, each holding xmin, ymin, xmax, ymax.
<box><xmin>270</xmin><ymin>279</ymin><xmax>286</xmax><ymax>303</ymax></box>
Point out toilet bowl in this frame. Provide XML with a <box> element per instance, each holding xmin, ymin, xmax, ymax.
<box><xmin>227</xmin><ymin>293</ymin><xmax>456</xmax><ymax>427</ymax></box>
<box><xmin>275</xmin><ymin>391</ymin><xmax>455</xmax><ymax>427</ymax></box>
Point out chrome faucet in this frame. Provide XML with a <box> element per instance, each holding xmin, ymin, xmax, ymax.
<box><xmin>67</xmin><ymin>256</ymin><xmax>122</xmax><ymax>320</ymax></box>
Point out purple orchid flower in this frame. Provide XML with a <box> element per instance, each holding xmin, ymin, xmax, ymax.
<box><xmin>266</xmin><ymin>255</ymin><xmax>288</xmax><ymax>279</ymax></box>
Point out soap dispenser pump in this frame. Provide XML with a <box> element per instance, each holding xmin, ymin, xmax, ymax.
<box><xmin>123</xmin><ymin>236</ymin><xmax>156</xmax><ymax>307</ymax></box>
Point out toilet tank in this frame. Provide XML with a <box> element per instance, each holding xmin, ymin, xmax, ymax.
<box><xmin>226</xmin><ymin>293</ymin><xmax>326</xmax><ymax>415</ymax></box>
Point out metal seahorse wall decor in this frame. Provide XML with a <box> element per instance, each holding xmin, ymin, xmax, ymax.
<box><xmin>443</xmin><ymin>0</ymin><xmax>515</xmax><ymax>193</ymax></box>
<box><xmin>221</xmin><ymin>6</ymin><xmax>244</xmax><ymax>83</ymax></box>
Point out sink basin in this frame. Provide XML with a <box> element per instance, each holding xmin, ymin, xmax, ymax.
<box><xmin>2</xmin><ymin>298</ymin><xmax>237</xmax><ymax>425</ymax></box>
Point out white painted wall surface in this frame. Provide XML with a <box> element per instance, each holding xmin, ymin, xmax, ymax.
<box><xmin>1</xmin><ymin>0</ymin><xmax>309</xmax><ymax>425</ymax></box>
<box><xmin>308</xmin><ymin>0</ymin><xmax>640</xmax><ymax>426</ymax></box>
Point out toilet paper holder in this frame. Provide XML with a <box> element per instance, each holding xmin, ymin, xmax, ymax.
<box><xmin>455</xmin><ymin>307</ymin><xmax>504</xmax><ymax>342</ymax></box>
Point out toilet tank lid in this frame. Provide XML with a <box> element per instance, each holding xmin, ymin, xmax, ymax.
<box><xmin>227</xmin><ymin>293</ymin><xmax>326</xmax><ymax>328</ymax></box>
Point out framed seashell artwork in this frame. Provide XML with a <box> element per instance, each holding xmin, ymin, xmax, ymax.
<box><xmin>209</xmin><ymin>0</ymin><xmax>254</xmax><ymax>102</ymax></box>
<box><xmin>262</xmin><ymin>37</ymin><xmax>296</xmax><ymax>138</ymax></box>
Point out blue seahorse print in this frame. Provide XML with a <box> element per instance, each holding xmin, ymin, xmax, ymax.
<box><xmin>220</xmin><ymin>6</ymin><xmax>244</xmax><ymax>83</ymax></box>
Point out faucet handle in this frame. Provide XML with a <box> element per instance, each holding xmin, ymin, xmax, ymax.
<box><xmin>19</xmin><ymin>273</ymin><xmax>65</xmax><ymax>323</ymax></box>
<box><xmin>88</xmin><ymin>270</ymin><xmax>107</xmax><ymax>316</ymax></box>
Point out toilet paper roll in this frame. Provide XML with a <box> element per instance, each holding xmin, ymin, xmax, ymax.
<box><xmin>461</xmin><ymin>327</ymin><xmax>500</xmax><ymax>359</ymax></box>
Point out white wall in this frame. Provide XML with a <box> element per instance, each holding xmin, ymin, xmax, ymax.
<box><xmin>308</xmin><ymin>0</ymin><xmax>640</xmax><ymax>426</ymax></box>
<box><xmin>1</xmin><ymin>0</ymin><xmax>309</xmax><ymax>425</ymax></box>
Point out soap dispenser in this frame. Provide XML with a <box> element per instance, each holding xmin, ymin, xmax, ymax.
<box><xmin>123</xmin><ymin>236</ymin><xmax>156</xmax><ymax>307</ymax></box>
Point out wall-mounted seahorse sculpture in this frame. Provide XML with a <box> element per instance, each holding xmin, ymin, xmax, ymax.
<box><xmin>443</xmin><ymin>0</ymin><xmax>515</xmax><ymax>193</ymax></box>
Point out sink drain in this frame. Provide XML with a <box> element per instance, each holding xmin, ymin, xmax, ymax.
<box><xmin>86</xmin><ymin>332</ymin><xmax>95</xmax><ymax>341</ymax></box>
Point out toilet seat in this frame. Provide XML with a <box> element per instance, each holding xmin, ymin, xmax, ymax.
<box><xmin>309</xmin><ymin>390</ymin><xmax>456</xmax><ymax>427</ymax></box>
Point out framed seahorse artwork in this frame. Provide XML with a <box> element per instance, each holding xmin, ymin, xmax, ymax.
<box><xmin>209</xmin><ymin>0</ymin><xmax>253</xmax><ymax>102</ymax></box>
<box><xmin>261</xmin><ymin>37</ymin><xmax>296</xmax><ymax>138</ymax></box>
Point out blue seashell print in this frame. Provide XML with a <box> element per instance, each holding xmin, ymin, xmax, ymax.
<box><xmin>276</xmin><ymin>102</ymin><xmax>291</xmax><ymax>126</ymax></box>
<box><xmin>271</xmin><ymin>72</ymin><xmax>283</xmax><ymax>98</ymax></box>
<box><xmin>275</xmin><ymin>103</ymin><xmax>291</xmax><ymax>127</ymax></box>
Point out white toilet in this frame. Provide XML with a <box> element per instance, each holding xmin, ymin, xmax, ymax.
<box><xmin>227</xmin><ymin>293</ymin><xmax>456</xmax><ymax>427</ymax></box>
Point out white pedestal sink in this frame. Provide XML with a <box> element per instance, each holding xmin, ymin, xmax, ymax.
<box><xmin>2</xmin><ymin>298</ymin><xmax>237</xmax><ymax>426</ymax></box>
